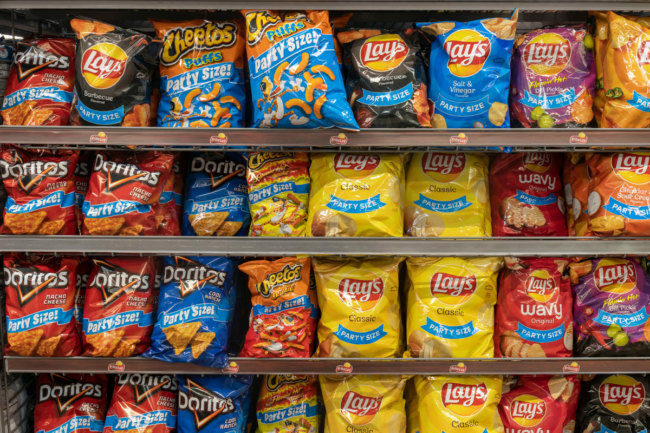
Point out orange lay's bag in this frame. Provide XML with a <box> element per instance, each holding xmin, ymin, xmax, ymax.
<box><xmin>563</xmin><ymin>153</ymin><xmax>592</xmax><ymax>237</ymax></box>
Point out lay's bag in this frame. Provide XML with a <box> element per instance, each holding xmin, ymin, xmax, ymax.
<box><xmin>256</xmin><ymin>375</ymin><xmax>320</xmax><ymax>433</ymax></box>
<box><xmin>242</xmin><ymin>10</ymin><xmax>358</xmax><ymax>129</ymax></box>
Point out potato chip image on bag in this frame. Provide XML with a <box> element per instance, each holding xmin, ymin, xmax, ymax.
<box><xmin>256</xmin><ymin>375</ymin><xmax>320</xmax><ymax>433</ymax></box>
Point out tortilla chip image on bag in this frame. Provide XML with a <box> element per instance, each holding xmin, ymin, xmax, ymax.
<box><xmin>256</xmin><ymin>375</ymin><xmax>320</xmax><ymax>433</ymax></box>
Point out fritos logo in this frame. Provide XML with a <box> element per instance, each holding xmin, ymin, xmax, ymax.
<box><xmin>444</xmin><ymin>29</ymin><xmax>490</xmax><ymax>77</ymax></box>
<box><xmin>430</xmin><ymin>267</ymin><xmax>477</xmax><ymax>305</ymax></box>
<box><xmin>594</xmin><ymin>259</ymin><xmax>637</xmax><ymax>295</ymax></box>
<box><xmin>441</xmin><ymin>380</ymin><xmax>488</xmax><ymax>417</ymax></box>
<box><xmin>81</xmin><ymin>43</ymin><xmax>128</xmax><ymax>89</ymax></box>
<box><xmin>524</xmin><ymin>269</ymin><xmax>556</xmax><ymax>303</ymax></box>
<box><xmin>510</xmin><ymin>394</ymin><xmax>546</xmax><ymax>427</ymax></box>
<box><xmin>360</xmin><ymin>34</ymin><xmax>408</xmax><ymax>72</ymax></box>
<box><xmin>334</xmin><ymin>154</ymin><xmax>380</xmax><ymax>179</ymax></box>
<box><xmin>523</xmin><ymin>152</ymin><xmax>552</xmax><ymax>173</ymax></box>
<box><xmin>612</xmin><ymin>153</ymin><xmax>650</xmax><ymax>184</ymax></box>
<box><xmin>421</xmin><ymin>153</ymin><xmax>466</xmax><ymax>183</ymax></box>
<box><xmin>637</xmin><ymin>38</ymin><xmax>650</xmax><ymax>72</ymax></box>
<box><xmin>340</xmin><ymin>387</ymin><xmax>383</xmax><ymax>425</ymax></box>
<box><xmin>522</xmin><ymin>33</ymin><xmax>571</xmax><ymax>76</ymax></box>
<box><xmin>599</xmin><ymin>375</ymin><xmax>645</xmax><ymax>415</ymax></box>
<box><xmin>338</xmin><ymin>272</ymin><xmax>384</xmax><ymax>312</ymax></box>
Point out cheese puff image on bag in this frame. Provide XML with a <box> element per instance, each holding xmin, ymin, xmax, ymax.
<box><xmin>242</xmin><ymin>10</ymin><xmax>358</xmax><ymax>129</ymax></box>
<box><xmin>256</xmin><ymin>375</ymin><xmax>320</xmax><ymax>433</ymax></box>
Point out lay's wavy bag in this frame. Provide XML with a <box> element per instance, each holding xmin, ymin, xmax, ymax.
<box><xmin>242</xmin><ymin>10</ymin><xmax>358</xmax><ymax>129</ymax></box>
<box><xmin>256</xmin><ymin>375</ymin><xmax>320</xmax><ymax>433</ymax></box>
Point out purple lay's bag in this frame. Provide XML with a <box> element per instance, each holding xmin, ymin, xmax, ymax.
<box><xmin>571</xmin><ymin>258</ymin><xmax>650</xmax><ymax>357</ymax></box>
<box><xmin>510</xmin><ymin>26</ymin><xmax>595</xmax><ymax>128</ymax></box>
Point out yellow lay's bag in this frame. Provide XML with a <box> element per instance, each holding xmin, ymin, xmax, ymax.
<box><xmin>320</xmin><ymin>375</ymin><xmax>407</xmax><ymax>433</ymax></box>
<box><xmin>405</xmin><ymin>153</ymin><xmax>491</xmax><ymax>237</ymax></box>
<box><xmin>414</xmin><ymin>375</ymin><xmax>504</xmax><ymax>433</ymax></box>
<box><xmin>308</xmin><ymin>153</ymin><xmax>404</xmax><ymax>237</ymax></box>
<box><xmin>405</xmin><ymin>379</ymin><xmax>420</xmax><ymax>433</ymax></box>
<box><xmin>313</xmin><ymin>257</ymin><xmax>403</xmax><ymax>358</ymax></box>
<box><xmin>406</xmin><ymin>257</ymin><xmax>502</xmax><ymax>359</ymax></box>
<box><xmin>256</xmin><ymin>375</ymin><xmax>320</xmax><ymax>433</ymax></box>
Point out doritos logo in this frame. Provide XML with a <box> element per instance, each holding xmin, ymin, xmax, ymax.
<box><xmin>444</xmin><ymin>29</ymin><xmax>490</xmax><ymax>77</ymax></box>
<box><xmin>4</xmin><ymin>267</ymin><xmax>70</xmax><ymax>306</ymax></box>
<box><xmin>0</xmin><ymin>159</ymin><xmax>70</xmax><ymax>193</ymax></box>
<box><xmin>510</xmin><ymin>394</ymin><xmax>546</xmax><ymax>427</ymax></box>
<box><xmin>161</xmin><ymin>22</ymin><xmax>236</xmax><ymax>67</ymax></box>
<box><xmin>95</xmin><ymin>153</ymin><xmax>162</xmax><ymax>190</ymax></box>
<box><xmin>38</xmin><ymin>375</ymin><xmax>103</xmax><ymax>415</ymax></box>
<box><xmin>341</xmin><ymin>388</ymin><xmax>383</xmax><ymax>425</ymax></box>
<box><xmin>81</xmin><ymin>42</ymin><xmax>127</xmax><ymax>89</ymax></box>
<box><xmin>338</xmin><ymin>275</ymin><xmax>383</xmax><ymax>312</ymax></box>
<box><xmin>190</xmin><ymin>156</ymin><xmax>245</xmax><ymax>190</ymax></box>
<box><xmin>441</xmin><ymin>381</ymin><xmax>488</xmax><ymax>416</ymax></box>
<box><xmin>522</xmin><ymin>33</ymin><xmax>571</xmax><ymax>76</ymax></box>
<box><xmin>334</xmin><ymin>154</ymin><xmax>380</xmax><ymax>179</ymax></box>
<box><xmin>179</xmin><ymin>378</ymin><xmax>235</xmax><ymax>430</ymax></box>
<box><xmin>612</xmin><ymin>153</ymin><xmax>650</xmax><ymax>184</ymax></box>
<box><xmin>256</xmin><ymin>263</ymin><xmax>302</xmax><ymax>298</ymax></box>
<box><xmin>90</xmin><ymin>260</ymin><xmax>151</xmax><ymax>306</ymax></box>
<box><xmin>245</xmin><ymin>11</ymin><xmax>281</xmax><ymax>46</ymax></box>
<box><xmin>116</xmin><ymin>374</ymin><xmax>178</xmax><ymax>404</ymax></box>
<box><xmin>637</xmin><ymin>39</ymin><xmax>650</xmax><ymax>71</ymax></box>
<box><xmin>360</xmin><ymin>34</ymin><xmax>408</xmax><ymax>72</ymax></box>
<box><xmin>523</xmin><ymin>152</ymin><xmax>552</xmax><ymax>173</ymax></box>
<box><xmin>163</xmin><ymin>257</ymin><xmax>227</xmax><ymax>296</ymax></box>
<box><xmin>599</xmin><ymin>375</ymin><xmax>645</xmax><ymax>415</ymax></box>
<box><xmin>421</xmin><ymin>153</ymin><xmax>465</xmax><ymax>183</ymax></box>
<box><xmin>524</xmin><ymin>270</ymin><xmax>556</xmax><ymax>303</ymax></box>
<box><xmin>594</xmin><ymin>259</ymin><xmax>637</xmax><ymax>295</ymax></box>
<box><xmin>430</xmin><ymin>271</ymin><xmax>476</xmax><ymax>305</ymax></box>
<box><xmin>264</xmin><ymin>375</ymin><xmax>309</xmax><ymax>392</ymax></box>
<box><xmin>14</xmin><ymin>42</ymin><xmax>71</xmax><ymax>80</ymax></box>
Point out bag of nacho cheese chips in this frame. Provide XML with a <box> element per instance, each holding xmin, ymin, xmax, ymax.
<box><xmin>154</xmin><ymin>154</ymin><xmax>183</xmax><ymax>236</ymax></box>
<box><xmin>406</xmin><ymin>379</ymin><xmax>420</xmax><ymax>433</ymax></box>
<box><xmin>256</xmin><ymin>375</ymin><xmax>320</xmax><ymax>433</ymax></box>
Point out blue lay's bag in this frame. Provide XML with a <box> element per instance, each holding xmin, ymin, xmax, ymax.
<box><xmin>183</xmin><ymin>152</ymin><xmax>249</xmax><ymax>236</ymax></box>
<box><xmin>418</xmin><ymin>11</ymin><xmax>518</xmax><ymax>128</ymax></box>
<box><xmin>242</xmin><ymin>10</ymin><xmax>358</xmax><ymax>129</ymax></box>
<box><xmin>144</xmin><ymin>256</ymin><xmax>236</xmax><ymax>368</ymax></box>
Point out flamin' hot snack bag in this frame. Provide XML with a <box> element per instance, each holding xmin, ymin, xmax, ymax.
<box><xmin>256</xmin><ymin>375</ymin><xmax>320</xmax><ymax>433</ymax></box>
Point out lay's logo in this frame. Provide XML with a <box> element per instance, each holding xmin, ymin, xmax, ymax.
<box><xmin>637</xmin><ymin>39</ymin><xmax>650</xmax><ymax>71</ymax></box>
<box><xmin>612</xmin><ymin>153</ymin><xmax>650</xmax><ymax>184</ymax></box>
<box><xmin>510</xmin><ymin>394</ymin><xmax>546</xmax><ymax>427</ymax></box>
<box><xmin>81</xmin><ymin>43</ymin><xmax>127</xmax><ymax>89</ymax></box>
<box><xmin>441</xmin><ymin>381</ymin><xmax>488</xmax><ymax>417</ymax></box>
<box><xmin>523</xmin><ymin>152</ymin><xmax>552</xmax><ymax>173</ymax></box>
<box><xmin>444</xmin><ymin>29</ymin><xmax>490</xmax><ymax>77</ymax></box>
<box><xmin>360</xmin><ymin>34</ymin><xmax>408</xmax><ymax>72</ymax></box>
<box><xmin>430</xmin><ymin>271</ymin><xmax>476</xmax><ymax>305</ymax></box>
<box><xmin>340</xmin><ymin>388</ymin><xmax>383</xmax><ymax>425</ymax></box>
<box><xmin>338</xmin><ymin>275</ymin><xmax>384</xmax><ymax>312</ymax></box>
<box><xmin>522</xmin><ymin>33</ymin><xmax>571</xmax><ymax>76</ymax></box>
<box><xmin>421</xmin><ymin>153</ymin><xmax>465</xmax><ymax>183</ymax></box>
<box><xmin>594</xmin><ymin>260</ymin><xmax>637</xmax><ymax>294</ymax></box>
<box><xmin>599</xmin><ymin>375</ymin><xmax>645</xmax><ymax>415</ymax></box>
<box><xmin>334</xmin><ymin>154</ymin><xmax>380</xmax><ymax>179</ymax></box>
<box><xmin>525</xmin><ymin>270</ymin><xmax>556</xmax><ymax>303</ymax></box>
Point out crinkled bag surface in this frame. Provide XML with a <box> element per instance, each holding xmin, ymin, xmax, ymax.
<box><xmin>256</xmin><ymin>375</ymin><xmax>320</xmax><ymax>433</ymax></box>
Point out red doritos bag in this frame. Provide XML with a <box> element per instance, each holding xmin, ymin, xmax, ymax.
<box><xmin>74</xmin><ymin>258</ymin><xmax>91</xmax><ymax>335</ymax></box>
<box><xmin>154</xmin><ymin>154</ymin><xmax>182</xmax><ymax>236</ymax></box>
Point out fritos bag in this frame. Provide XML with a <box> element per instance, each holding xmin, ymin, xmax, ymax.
<box><xmin>313</xmin><ymin>257</ymin><xmax>403</xmax><ymax>358</ymax></box>
<box><xmin>308</xmin><ymin>153</ymin><xmax>404</xmax><ymax>237</ymax></box>
<box><xmin>256</xmin><ymin>375</ymin><xmax>320</xmax><ymax>433</ymax></box>
<box><xmin>490</xmin><ymin>153</ymin><xmax>567</xmax><ymax>236</ymax></box>
<box><xmin>4</xmin><ymin>254</ymin><xmax>80</xmax><ymax>357</ymax></box>
<box><xmin>152</xmin><ymin>19</ymin><xmax>246</xmax><ymax>128</ymax></box>
<box><xmin>405</xmin><ymin>153</ymin><xmax>491</xmax><ymax>237</ymax></box>
<box><xmin>1</xmin><ymin>37</ymin><xmax>75</xmax><ymax>125</ymax></box>
<box><xmin>563</xmin><ymin>153</ymin><xmax>592</xmax><ymax>237</ymax></box>
<box><xmin>406</xmin><ymin>257</ymin><xmax>503</xmax><ymax>358</ymax></box>
<box><xmin>248</xmin><ymin>152</ymin><xmax>310</xmax><ymax>236</ymax></box>
<box><xmin>242</xmin><ymin>10</ymin><xmax>358</xmax><ymax>129</ymax></box>
<box><xmin>0</xmin><ymin>147</ymin><xmax>78</xmax><ymax>235</ymax></box>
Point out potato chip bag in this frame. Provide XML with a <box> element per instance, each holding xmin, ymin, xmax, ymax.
<box><xmin>313</xmin><ymin>257</ymin><xmax>403</xmax><ymax>358</ymax></box>
<box><xmin>247</xmin><ymin>152</ymin><xmax>310</xmax><ymax>236</ymax></box>
<box><xmin>563</xmin><ymin>153</ymin><xmax>592</xmax><ymax>237</ymax></box>
<box><xmin>256</xmin><ymin>375</ymin><xmax>320</xmax><ymax>433</ymax></box>
<box><xmin>242</xmin><ymin>10</ymin><xmax>358</xmax><ymax>129</ymax></box>
<box><xmin>406</xmin><ymin>257</ymin><xmax>502</xmax><ymax>359</ymax></box>
<box><xmin>405</xmin><ymin>153</ymin><xmax>491</xmax><ymax>237</ymax></box>
<box><xmin>308</xmin><ymin>153</ymin><xmax>404</xmax><ymax>237</ymax></box>
<box><xmin>405</xmin><ymin>379</ymin><xmax>420</xmax><ymax>433</ymax></box>
<box><xmin>151</xmin><ymin>19</ymin><xmax>246</xmax><ymax>128</ymax></box>
<box><xmin>320</xmin><ymin>375</ymin><xmax>407</xmax><ymax>433</ymax></box>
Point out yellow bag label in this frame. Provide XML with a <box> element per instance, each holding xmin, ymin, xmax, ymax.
<box><xmin>405</xmin><ymin>153</ymin><xmax>491</xmax><ymax>237</ymax></box>
<box><xmin>406</xmin><ymin>257</ymin><xmax>502</xmax><ymax>358</ymax></box>
<box><xmin>256</xmin><ymin>375</ymin><xmax>320</xmax><ymax>433</ymax></box>
<box><xmin>307</xmin><ymin>153</ymin><xmax>404</xmax><ymax>237</ymax></box>
<box><xmin>313</xmin><ymin>257</ymin><xmax>403</xmax><ymax>358</ymax></box>
<box><xmin>414</xmin><ymin>375</ymin><xmax>504</xmax><ymax>433</ymax></box>
<box><xmin>405</xmin><ymin>379</ymin><xmax>420</xmax><ymax>433</ymax></box>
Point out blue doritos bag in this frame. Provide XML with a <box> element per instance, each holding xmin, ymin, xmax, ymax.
<box><xmin>418</xmin><ymin>11</ymin><xmax>518</xmax><ymax>128</ymax></box>
<box><xmin>183</xmin><ymin>152</ymin><xmax>249</xmax><ymax>237</ymax></box>
<box><xmin>144</xmin><ymin>256</ymin><xmax>235</xmax><ymax>368</ymax></box>
<box><xmin>177</xmin><ymin>375</ymin><xmax>252</xmax><ymax>433</ymax></box>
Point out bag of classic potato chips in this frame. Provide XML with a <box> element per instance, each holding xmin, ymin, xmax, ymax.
<box><xmin>183</xmin><ymin>152</ymin><xmax>249</xmax><ymax>237</ymax></box>
<box><xmin>406</xmin><ymin>257</ymin><xmax>502</xmax><ymax>358</ymax></box>
<box><xmin>320</xmin><ymin>375</ymin><xmax>407</xmax><ymax>433</ymax></box>
<box><xmin>563</xmin><ymin>153</ymin><xmax>592</xmax><ymax>237</ymax></box>
<box><xmin>70</xmin><ymin>18</ymin><xmax>157</xmax><ymax>126</ymax></box>
<box><xmin>242</xmin><ymin>10</ymin><xmax>358</xmax><ymax>129</ymax></box>
<box><xmin>418</xmin><ymin>12</ymin><xmax>517</xmax><ymax>128</ymax></box>
<box><xmin>313</xmin><ymin>257</ymin><xmax>403</xmax><ymax>358</ymax></box>
<box><xmin>5</xmin><ymin>254</ymin><xmax>80</xmax><ymax>357</ymax></box>
<box><xmin>256</xmin><ymin>375</ymin><xmax>320</xmax><ymax>433</ymax></box>
<box><xmin>145</xmin><ymin>256</ymin><xmax>236</xmax><ymax>367</ymax></box>
<box><xmin>1</xmin><ymin>37</ymin><xmax>75</xmax><ymax>125</ymax></box>
<box><xmin>152</xmin><ymin>19</ymin><xmax>246</xmax><ymax>128</ymax></box>
<box><xmin>308</xmin><ymin>153</ymin><xmax>404</xmax><ymax>237</ymax></box>
<box><xmin>405</xmin><ymin>153</ymin><xmax>491</xmax><ymax>237</ymax></box>
<box><xmin>0</xmin><ymin>147</ymin><xmax>78</xmax><ymax>235</ymax></box>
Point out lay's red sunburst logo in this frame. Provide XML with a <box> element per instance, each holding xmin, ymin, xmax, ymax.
<box><xmin>340</xmin><ymin>387</ymin><xmax>383</xmax><ymax>425</ymax></box>
<box><xmin>522</xmin><ymin>33</ymin><xmax>571</xmax><ymax>76</ymax></box>
<box><xmin>599</xmin><ymin>375</ymin><xmax>645</xmax><ymax>415</ymax></box>
<box><xmin>430</xmin><ymin>268</ymin><xmax>477</xmax><ymax>305</ymax></box>
<box><xmin>594</xmin><ymin>259</ymin><xmax>637</xmax><ymax>295</ymax></box>
<box><xmin>637</xmin><ymin>38</ymin><xmax>650</xmax><ymax>73</ymax></box>
<box><xmin>523</xmin><ymin>152</ymin><xmax>552</xmax><ymax>173</ymax></box>
<box><xmin>421</xmin><ymin>153</ymin><xmax>466</xmax><ymax>183</ymax></box>
<box><xmin>441</xmin><ymin>381</ymin><xmax>488</xmax><ymax>417</ymax></box>
<box><xmin>334</xmin><ymin>154</ymin><xmax>380</xmax><ymax>179</ymax></box>
<box><xmin>612</xmin><ymin>153</ymin><xmax>650</xmax><ymax>184</ymax></box>
<box><xmin>360</xmin><ymin>34</ymin><xmax>408</xmax><ymax>72</ymax></box>
<box><xmin>444</xmin><ymin>29</ymin><xmax>490</xmax><ymax>77</ymax></box>
<box><xmin>338</xmin><ymin>273</ymin><xmax>384</xmax><ymax>312</ymax></box>
<box><xmin>81</xmin><ymin>43</ymin><xmax>128</xmax><ymax>89</ymax></box>
<box><xmin>524</xmin><ymin>269</ymin><xmax>556</xmax><ymax>303</ymax></box>
<box><xmin>510</xmin><ymin>394</ymin><xmax>546</xmax><ymax>427</ymax></box>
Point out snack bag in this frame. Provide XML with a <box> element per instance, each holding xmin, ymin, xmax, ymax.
<box><xmin>242</xmin><ymin>10</ymin><xmax>358</xmax><ymax>129</ymax></box>
<box><xmin>320</xmin><ymin>375</ymin><xmax>407</xmax><ymax>433</ymax></box>
<box><xmin>152</xmin><ymin>19</ymin><xmax>246</xmax><ymax>128</ymax></box>
<box><xmin>414</xmin><ymin>375</ymin><xmax>504</xmax><ymax>433</ymax></box>
<box><xmin>1</xmin><ymin>37</ymin><xmax>75</xmax><ymax>125</ymax></box>
<box><xmin>405</xmin><ymin>379</ymin><xmax>420</xmax><ymax>433</ymax></box>
<box><xmin>183</xmin><ymin>152</ymin><xmax>249</xmax><ymax>237</ymax></box>
<box><xmin>490</xmin><ymin>153</ymin><xmax>567</xmax><ymax>236</ymax></box>
<box><xmin>74</xmin><ymin>151</ymin><xmax>93</xmax><ymax>232</ymax></box>
<box><xmin>82</xmin><ymin>151</ymin><xmax>174</xmax><ymax>236</ymax></box>
<box><xmin>82</xmin><ymin>257</ymin><xmax>156</xmax><ymax>357</ymax></box>
<box><xmin>70</xmin><ymin>18</ymin><xmax>157</xmax><ymax>126</ymax></box>
<box><xmin>418</xmin><ymin>12</ymin><xmax>518</xmax><ymax>128</ymax></box>
<box><xmin>510</xmin><ymin>26</ymin><xmax>595</xmax><ymax>128</ymax></box>
<box><xmin>154</xmin><ymin>154</ymin><xmax>183</xmax><ymax>236</ymax></box>
<box><xmin>103</xmin><ymin>374</ymin><xmax>177</xmax><ymax>433</ymax></box>
<box><xmin>337</xmin><ymin>29</ymin><xmax>430</xmax><ymax>128</ymax></box>
<box><xmin>248</xmin><ymin>152</ymin><xmax>310</xmax><ymax>236</ymax></box>
<box><xmin>0</xmin><ymin>147</ymin><xmax>78</xmax><ymax>235</ymax></box>
<box><xmin>313</xmin><ymin>257</ymin><xmax>403</xmax><ymax>358</ymax></box>
<box><xmin>494</xmin><ymin>258</ymin><xmax>573</xmax><ymax>358</ymax></box>
<box><xmin>74</xmin><ymin>258</ymin><xmax>91</xmax><ymax>335</ymax></box>
<box><xmin>571</xmin><ymin>258</ymin><xmax>650</xmax><ymax>357</ymax></box>
<box><xmin>256</xmin><ymin>375</ymin><xmax>320</xmax><ymax>433</ymax></box>
<box><xmin>308</xmin><ymin>153</ymin><xmax>404</xmax><ymax>237</ymax></box>
<box><xmin>563</xmin><ymin>153</ymin><xmax>592</xmax><ymax>237</ymax></box>
<box><xmin>406</xmin><ymin>257</ymin><xmax>503</xmax><ymax>358</ymax></box>
<box><xmin>405</xmin><ymin>152</ymin><xmax>491</xmax><ymax>237</ymax></box>
<box><xmin>145</xmin><ymin>256</ymin><xmax>236</xmax><ymax>367</ymax></box>
<box><xmin>5</xmin><ymin>254</ymin><xmax>80</xmax><ymax>357</ymax></box>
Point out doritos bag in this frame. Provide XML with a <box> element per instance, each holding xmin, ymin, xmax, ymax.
<box><xmin>74</xmin><ymin>151</ymin><xmax>93</xmax><ymax>232</ymax></box>
<box><xmin>242</xmin><ymin>10</ymin><xmax>358</xmax><ymax>129</ymax></box>
<box><xmin>405</xmin><ymin>152</ymin><xmax>491</xmax><ymax>237</ymax></box>
<box><xmin>0</xmin><ymin>147</ymin><xmax>78</xmax><ymax>235</ymax></box>
<box><xmin>406</xmin><ymin>257</ymin><xmax>503</xmax><ymax>358</ymax></box>
<box><xmin>490</xmin><ymin>153</ymin><xmax>567</xmax><ymax>236</ymax></box>
<box><xmin>418</xmin><ymin>12</ymin><xmax>518</xmax><ymax>128</ymax></box>
<box><xmin>247</xmin><ymin>152</ymin><xmax>310</xmax><ymax>237</ymax></box>
<box><xmin>183</xmin><ymin>152</ymin><xmax>249</xmax><ymax>237</ymax></box>
<box><xmin>152</xmin><ymin>19</ymin><xmax>246</xmax><ymax>128</ymax></box>
<box><xmin>154</xmin><ymin>154</ymin><xmax>182</xmax><ymax>236</ymax></box>
<box><xmin>256</xmin><ymin>375</ymin><xmax>320</xmax><ymax>433</ymax></box>
<box><xmin>238</xmin><ymin>257</ymin><xmax>316</xmax><ymax>358</ymax></box>
<box><xmin>308</xmin><ymin>153</ymin><xmax>404</xmax><ymax>237</ymax></box>
<box><xmin>70</xmin><ymin>18</ymin><xmax>156</xmax><ymax>126</ymax></box>
<box><xmin>320</xmin><ymin>375</ymin><xmax>407</xmax><ymax>433</ymax></box>
<box><xmin>82</xmin><ymin>257</ymin><xmax>156</xmax><ymax>357</ymax></box>
<box><xmin>82</xmin><ymin>151</ymin><xmax>174</xmax><ymax>236</ymax></box>
<box><xmin>313</xmin><ymin>257</ymin><xmax>403</xmax><ymax>358</ymax></box>
<box><xmin>1</xmin><ymin>37</ymin><xmax>75</xmax><ymax>125</ymax></box>
<box><xmin>563</xmin><ymin>153</ymin><xmax>592</xmax><ymax>237</ymax></box>
<box><xmin>4</xmin><ymin>254</ymin><xmax>80</xmax><ymax>357</ymax></box>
